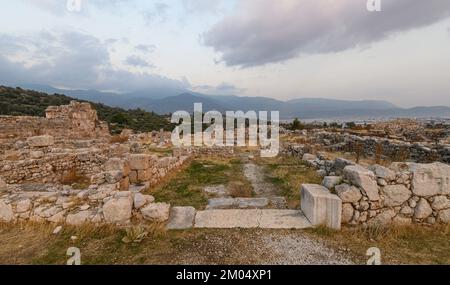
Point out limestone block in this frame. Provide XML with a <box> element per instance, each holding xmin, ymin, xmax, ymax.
<box><xmin>381</xmin><ymin>185</ymin><xmax>411</xmax><ymax>207</ymax></box>
<box><xmin>128</xmin><ymin>154</ymin><xmax>151</xmax><ymax>170</ymax></box>
<box><xmin>300</xmin><ymin>184</ymin><xmax>342</xmax><ymax>230</ymax></box>
<box><xmin>167</xmin><ymin>206</ymin><xmax>196</xmax><ymax>230</ymax></box>
<box><xmin>335</xmin><ymin>184</ymin><xmax>362</xmax><ymax>203</ymax></box>
<box><xmin>141</xmin><ymin>202</ymin><xmax>170</xmax><ymax>222</ymax></box>
<box><xmin>27</xmin><ymin>135</ymin><xmax>54</xmax><ymax>147</ymax></box>
<box><xmin>408</xmin><ymin>162</ymin><xmax>450</xmax><ymax>197</ymax></box>
<box><xmin>343</xmin><ymin>165</ymin><xmax>380</xmax><ymax>201</ymax></box>
<box><xmin>322</xmin><ymin>176</ymin><xmax>342</xmax><ymax>190</ymax></box>
<box><xmin>102</xmin><ymin>195</ymin><xmax>133</xmax><ymax>224</ymax></box>
<box><xmin>104</xmin><ymin>158</ymin><xmax>131</xmax><ymax>176</ymax></box>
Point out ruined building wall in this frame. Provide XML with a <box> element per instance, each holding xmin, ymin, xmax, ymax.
<box><xmin>0</xmin><ymin>101</ymin><xmax>110</xmax><ymax>140</ymax></box>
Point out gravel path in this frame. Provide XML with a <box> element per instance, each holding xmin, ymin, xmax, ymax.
<box><xmin>173</xmin><ymin>229</ymin><xmax>356</xmax><ymax>265</ymax></box>
<box><xmin>260</xmin><ymin>232</ymin><xmax>355</xmax><ymax>265</ymax></box>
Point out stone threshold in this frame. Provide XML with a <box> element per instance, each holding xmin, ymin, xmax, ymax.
<box><xmin>193</xmin><ymin>209</ymin><xmax>312</xmax><ymax>229</ymax></box>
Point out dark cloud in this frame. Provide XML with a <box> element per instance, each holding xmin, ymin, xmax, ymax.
<box><xmin>0</xmin><ymin>30</ymin><xmax>189</xmax><ymax>92</ymax></box>
<box><xmin>204</xmin><ymin>0</ymin><xmax>450</xmax><ymax>67</ymax></box>
<box><xmin>135</xmin><ymin>44</ymin><xmax>156</xmax><ymax>54</ymax></box>
<box><xmin>124</xmin><ymin>55</ymin><xmax>154</xmax><ymax>68</ymax></box>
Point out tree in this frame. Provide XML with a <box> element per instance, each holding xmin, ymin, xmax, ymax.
<box><xmin>291</xmin><ymin>118</ymin><xmax>304</xmax><ymax>130</ymax></box>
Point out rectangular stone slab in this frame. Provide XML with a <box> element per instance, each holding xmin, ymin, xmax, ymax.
<box><xmin>194</xmin><ymin>209</ymin><xmax>312</xmax><ymax>229</ymax></box>
<box><xmin>167</xmin><ymin>206</ymin><xmax>196</xmax><ymax>230</ymax></box>
<box><xmin>259</xmin><ymin>210</ymin><xmax>311</xmax><ymax>229</ymax></box>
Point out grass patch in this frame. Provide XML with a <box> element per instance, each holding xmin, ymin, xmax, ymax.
<box><xmin>0</xmin><ymin>223</ymin><xmax>270</xmax><ymax>265</ymax></box>
<box><xmin>147</xmin><ymin>157</ymin><xmax>251</xmax><ymax>209</ymax></box>
<box><xmin>306</xmin><ymin>224</ymin><xmax>450</xmax><ymax>264</ymax></box>
<box><xmin>256</xmin><ymin>155</ymin><xmax>322</xmax><ymax>208</ymax></box>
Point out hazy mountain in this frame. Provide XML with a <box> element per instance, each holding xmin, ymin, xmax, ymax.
<box><xmin>7</xmin><ymin>84</ymin><xmax>450</xmax><ymax>120</ymax></box>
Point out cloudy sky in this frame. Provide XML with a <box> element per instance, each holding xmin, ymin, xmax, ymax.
<box><xmin>1</xmin><ymin>0</ymin><xmax>450</xmax><ymax>107</ymax></box>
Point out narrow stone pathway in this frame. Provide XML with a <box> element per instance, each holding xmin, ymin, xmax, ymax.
<box><xmin>203</xmin><ymin>159</ymin><xmax>287</xmax><ymax>209</ymax></box>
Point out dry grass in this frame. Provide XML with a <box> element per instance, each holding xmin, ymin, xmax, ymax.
<box><xmin>307</xmin><ymin>224</ymin><xmax>450</xmax><ymax>264</ymax></box>
<box><xmin>228</xmin><ymin>181</ymin><xmax>253</xmax><ymax>198</ymax></box>
<box><xmin>255</xmin><ymin>155</ymin><xmax>322</xmax><ymax>209</ymax></box>
<box><xmin>109</xmin><ymin>135</ymin><xmax>129</xmax><ymax>144</ymax></box>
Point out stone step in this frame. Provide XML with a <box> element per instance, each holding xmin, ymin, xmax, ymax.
<box><xmin>194</xmin><ymin>209</ymin><xmax>312</xmax><ymax>229</ymax></box>
<box><xmin>206</xmin><ymin>197</ymin><xmax>287</xmax><ymax>209</ymax></box>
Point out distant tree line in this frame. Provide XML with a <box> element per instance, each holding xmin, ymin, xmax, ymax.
<box><xmin>0</xmin><ymin>86</ymin><xmax>175</xmax><ymax>134</ymax></box>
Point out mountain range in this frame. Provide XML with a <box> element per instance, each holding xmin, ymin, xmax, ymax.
<box><xmin>14</xmin><ymin>84</ymin><xmax>450</xmax><ymax>120</ymax></box>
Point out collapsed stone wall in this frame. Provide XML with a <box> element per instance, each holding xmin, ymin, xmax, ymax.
<box><xmin>0</xmin><ymin>152</ymin><xmax>190</xmax><ymax>226</ymax></box>
<box><xmin>313</xmin><ymin>132</ymin><xmax>450</xmax><ymax>164</ymax></box>
<box><xmin>0</xmin><ymin>101</ymin><xmax>110</xmax><ymax>141</ymax></box>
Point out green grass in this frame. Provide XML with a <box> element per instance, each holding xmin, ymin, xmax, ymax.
<box><xmin>256</xmin><ymin>155</ymin><xmax>322</xmax><ymax>208</ymax></box>
<box><xmin>147</xmin><ymin>157</ymin><xmax>250</xmax><ymax>209</ymax></box>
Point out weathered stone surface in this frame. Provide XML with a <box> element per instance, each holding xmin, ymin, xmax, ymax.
<box><xmin>368</xmin><ymin>209</ymin><xmax>395</xmax><ymax>225</ymax></box>
<box><xmin>341</xmin><ymin>203</ymin><xmax>354</xmax><ymax>224</ymax></box>
<box><xmin>408</xmin><ymin>162</ymin><xmax>450</xmax><ymax>197</ymax></box>
<box><xmin>167</xmin><ymin>206</ymin><xmax>196</xmax><ymax>230</ymax></box>
<box><xmin>128</xmin><ymin>154</ymin><xmax>150</xmax><ymax>170</ymax></box>
<box><xmin>104</xmin><ymin>158</ymin><xmax>130</xmax><ymax>176</ymax></box>
<box><xmin>414</xmin><ymin>198</ymin><xmax>433</xmax><ymax>219</ymax></box>
<box><xmin>141</xmin><ymin>202</ymin><xmax>170</xmax><ymax>222</ymax></box>
<box><xmin>302</xmin><ymin>153</ymin><xmax>316</xmax><ymax>161</ymax></box>
<box><xmin>335</xmin><ymin>184</ymin><xmax>362</xmax><ymax>203</ymax></box>
<box><xmin>259</xmin><ymin>210</ymin><xmax>312</xmax><ymax>229</ymax></box>
<box><xmin>334</xmin><ymin>158</ymin><xmax>355</xmax><ymax>175</ymax></box>
<box><xmin>66</xmin><ymin>210</ymin><xmax>91</xmax><ymax>226</ymax></box>
<box><xmin>438</xmin><ymin>209</ymin><xmax>450</xmax><ymax>223</ymax></box>
<box><xmin>0</xmin><ymin>178</ymin><xmax>7</xmax><ymax>191</ymax></box>
<box><xmin>104</xmin><ymin>170</ymin><xmax>123</xmax><ymax>184</ymax></box>
<box><xmin>343</xmin><ymin>165</ymin><xmax>380</xmax><ymax>201</ymax></box>
<box><xmin>0</xmin><ymin>201</ymin><xmax>14</xmax><ymax>222</ymax></box>
<box><xmin>133</xmin><ymin>193</ymin><xmax>154</xmax><ymax>209</ymax></box>
<box><xmin>431</xmin><ymin>196</ymin><xmax>450</xmax><ymax>211</ymax></box>
<box><xmin>48</xmin><ymin>210</ymin><xmax>66</xmax><ymax>223</ymax></box>
<box><xmin>300</xmin><ymin>184</ymin><xmax>342</xmax><ymax>230</ymax></box>
<box><xmin>27</xmin><ymin>135</ymin><xmax>54</xmax><ymax>147</ymax></box>
<box><xmin>382</xmin><ymin>185</ymin><xmax>411</xmax><ymax>207</ymax></box>
<box><xmin>369</xmin><ymin>164</ymin><xmax>396</xmax><ymax>181</ymax></box>
<box><xmin>102</xmin><ymin>195</ymin><xmax>132</xmax><ymax>224</ymax></box>
<box><xmin>322</xmin><ymin>176</ymin><xmax>342</xmax><ymax>190</ymax></box>
<box><xmin>30</xmin><ymin>151</ymin><xmax>44</xmax><ymax>159</ymax></box>
<box><xmin>207</xmin><ymin>198</ymin><xmax>235</xmax><ymax>209</ymax></box>
<box><xmin>16</xmin><ymin>199</ymin><xmax>31</xmax><ymax>213</ymax></box>
<box><xmin>194</xmin><ymin>209</ymin><xmax>311</xmax><ymax>229</ymax></box>
<box><xmin>195</xmin><ymin>209</ymin><xmax>260</xmax><ymax>228</ymax></box>
<box><xmin>137</xmin><ymin>169</ymin><xmax>152</xmax><ymax>181</ymax></box>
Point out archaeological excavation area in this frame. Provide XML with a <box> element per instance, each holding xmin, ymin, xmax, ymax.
<box><xmin>0</xmin><ymin>101</ymin><xmax>449</xmax><ymax>265</ymax></box>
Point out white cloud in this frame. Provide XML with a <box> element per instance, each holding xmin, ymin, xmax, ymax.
<box><xmin>204</xmin><ymin>0</ymin><xmax>450</xmax><ymax>67</ymax></box>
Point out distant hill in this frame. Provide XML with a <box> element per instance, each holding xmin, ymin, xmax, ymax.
<box><xmin>0</xmin><ymin>86</ymin><xmax>174</xmax><ymax>134</ymax></box>
<box><xmin>7</xmin><ymin>84</ymin><xmax>450</xmax><ymax>120</ymax></box>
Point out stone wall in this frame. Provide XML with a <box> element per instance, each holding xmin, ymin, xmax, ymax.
<box><xmin>313</xmin><ymin>131</ymin><xmax>450</xmax><ymax>164</ymax></box>
<box><xmin>296</xmin><ymin>151</ymin><xmax>450</xmax><ymax>226</ymax></box>
<box><xmin>0</xmin><ymin>147</ymin><xmax>107</xmax><ymax>184</ymax></box>
<box><xmin>173</xmin><ymin>146</ymin><xmax>235</xmax><ymax>157</ymax></box>
<box><xmin>0</xmin><ymin>101</ymin><xmax>110</xmax><ymax>141</ymax></box>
